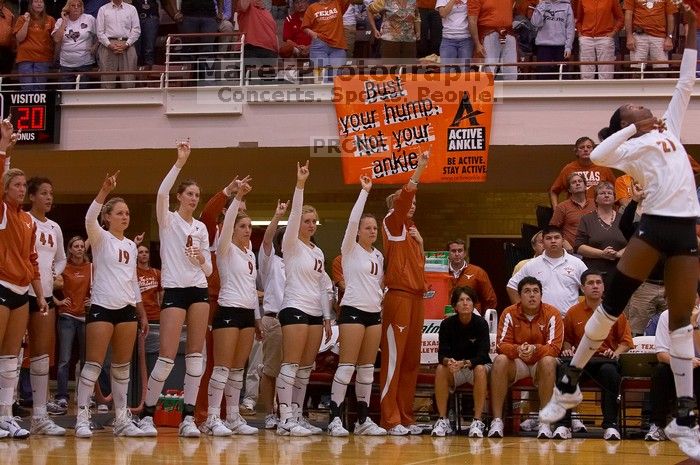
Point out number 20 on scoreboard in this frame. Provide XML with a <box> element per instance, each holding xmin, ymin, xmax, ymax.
<box><xmin>0</xmin><ymin>91</ymin><xmax>61</xmax><ymax>144</ymax></box>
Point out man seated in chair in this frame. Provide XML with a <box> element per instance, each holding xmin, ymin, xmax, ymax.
<box><xmin>431</xmin><ymin>286</ymin><xmax>491</xmax><ymax>438</ymax></box>
<box><xmin>647</xmin><ymin>291</ymin><xmax>700</xmax><ymax>442</ymax></box>
<box><xmin>489</xmin><ymin>276</ymin><xmax>563</xmax><ymax>439</ymax></box>
<box><xmin>559</xmin><ymin>269</ymin><xmax>633</xmax><ymax>440</ymax></box>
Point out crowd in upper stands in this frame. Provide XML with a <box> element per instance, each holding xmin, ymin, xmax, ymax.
<box><xmin>0</xmin><ymin>0</ymin><xmax>698</xmax><ymax>89</ymax></box>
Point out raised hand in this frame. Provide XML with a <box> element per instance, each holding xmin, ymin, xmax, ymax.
<box><xmin>635</xmin><ymin>117</ymin><xmax>665</xmax><ymax>134</ymax></box>
<box><xmin>274</xmin><ymin>199</ymin><xmax>289</xmax><ymax>218</ymax></box>
<box><xmin>175</xmin><ymin>138</ymin><xmax>191</xmax><ymax>167</ymax></box>
<box><xmin>100</xmin><ymin>171</ymin><xmax>120</xmax><ymax>194</ymax></box>
<box><xmin>360</xmin><ymin>174</ymin><xmax>372</xmax><ymax>192</ymax></box>
<box><xmin>134</xmin><ymin>232</ymin><xmax>145</xmax><ymax>246</ymax></box>
<box><xmin>236</xmin><ymin>180</ymin><xmax>252</xmax><ymax>199</ymax></box>
<box><xmin>417</xmin><ymin>149</ymin><xmax>430</xmax><ymax>169</ymax></box>
<box><xmin>0</xmin><ymin>119</ymin><xmax>19</xmax><ymax>152</ymax></box>
<box><xmin>297</xmin><ymin>160</ymin><xmax>310</xmax><ymax>183</ymax></box>
<box><xmin>232</xmin><ymin>175</ymin><xmax>252</xmax><ymax>195</ymax></box>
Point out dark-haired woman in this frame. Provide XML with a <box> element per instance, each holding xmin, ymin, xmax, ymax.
<box><xmin>327</xmin><ymin>175</ymin><xmax>386</xmax><ymax>437</ymax></box>
<box><xmin>24</xmin><ymin>176</ymin><xmax>66</xmax><ymax>435</ymax></box>
<box><xmin>541</xmin><ymin>9</ymin><xmax>700</xmax><ymax>458</ymax></box>
<box><xmin>55</xmin><ymin>236</ymin><xmax>91</xmax><ymax>410</ymax></box>
<box><xmin>75</xmin><ymin>171</ymin><xmax>148</xmax><ymax>438</ymax></box>
<box><xmin>202</xmin><ymin>178</ymin><xmax>260</xmax><ymax>436</ymax></box>
<box><xmin>138</xmin><ymin>140</ymin><xmax>212</xmax><ymax>437</ymax></box>
<box><xmin>14</xmin><ymin>0</ymin><xmax>55</xmax><ymax>90</ymax></box>
<box><xmin>0</xmin><ymin>120</ymin><xmax>47</xmax><ymax>439</ymax></box>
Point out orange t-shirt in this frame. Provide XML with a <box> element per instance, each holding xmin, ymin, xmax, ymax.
<box><xmin>137</xmin><ymin>267</ymin><xmax>162</xmax><ymax>322</ymax></box>
<box><xmin>13</xmin><ymin>15</ymin><xmax>55</xmax><ymax>63</ymax></box>
<box><xmin>623</xmin><ymin>0</ymin><xmax>676</xmax><ymax>38</ymax></box>
<box><xmin>550</xmin><ymin>159</ymin><xmax>617</xmax><ymax>201</ymax></box>
<box><xmin>550</xmin><ymin>198</ymin><xmax>596</xmax><ymax>247</ymax></box>
<box><xmin>467</xmin><ymin>0</ymin><xmax>513</xmax><ymax>30</ymax></box>
<box><xmin>417</xmin><ymin>0</ymin><xmax>437</xmax><ymax>8</ymax></box>
<box><xmin>514</xmin><ymin>0</ymin><xmax>538</xmax><ymax>18</ymax></box>
<box><xmin>302</xmin><ymin>0</ymin><xmax>351</xmax><ymax>49</ymax></box>
<box><xmin>564</xmin><ymin>301</ymin><xmax>634</xmax><ymax>353</ymax></box>
<box><xmin>0</xmin><ymin>6</ymin><xmax>15</xmax><ymax>48</ymax></box>
<box><xmin>615</xmin><ymin>174</ymin><xmax>634</xmax><ymax>204</ymax></box>
<box><xmin>576</xmin><ymin>0</ymin><xmax>624</xmax><ymax>37</ymax></box>
<box><xmin>449</xmin><ymin>263</ymin><xmax>498</xmax><ymax>312</ymax></box>
<box><xmin>59</xmin><ymin>262</ymin><xmax>91</xmax><ymax>319</ymax></box>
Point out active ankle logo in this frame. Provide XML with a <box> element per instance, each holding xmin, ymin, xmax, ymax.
<box><xmin>443</xmin><ymin>91</ymin><xmax>488</xmax><ymax>177</ymax></box>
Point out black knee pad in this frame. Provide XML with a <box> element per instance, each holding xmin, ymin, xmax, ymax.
<box><xmin>602</xmin><ymin>271</ymin><xmax>642</xmax><ymax>317</ymax></box>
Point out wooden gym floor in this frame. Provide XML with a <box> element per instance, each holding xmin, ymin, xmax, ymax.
<box><xmin>0</xmin><ymin>423</ymin><xmax>694</xmax><ymax>465</ymax></box>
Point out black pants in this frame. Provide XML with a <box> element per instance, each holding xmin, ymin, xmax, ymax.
<box><xmin>536</xmin><ymin>44</ymin><xmax>565</xmax><ymax>80</ymax></box>
<box><xmin>558</xmin><ymin>358</ymin><xmax>621</xmax><ymax>428</ymax></box>
<box><xmin>418</xmin><ymin>8</ymin><xmax>442</xmax><ymax>58</ymax></box>
<box><xmin>650</xmin><ymin>363</ymin><xmax>700</xmax><ymax>426</ymax></box>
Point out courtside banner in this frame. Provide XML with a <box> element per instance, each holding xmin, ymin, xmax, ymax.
<box><xmin>333</xmin><ymin>72</ymin><xmax>494</xmax><ymax>184</ymax></box>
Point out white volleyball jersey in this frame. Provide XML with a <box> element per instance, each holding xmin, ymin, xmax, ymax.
<box><xmin>281</xmin><ymin>188</ymin><xmax>327</xmax><ymax>317</ymax></box>
<box><xmin>85</xmin><ymin>201</ymin><xmax>141</xmax><ymax>309</ymax></box>
<box><xmin>339</xmin><ymin>189</ymin><xmax>384</xmax><ymax>313</ymax></box>
<box><xmin>28</xmin><ymin>215</ymin><xmax>66</xmax><ymax>298</ymax></box>
<box><xmin>258</xmin><ymin>245</ymin><xmax>285</xmax><ymax>314</ymax></box>
<box><xmin>591</xmin><ymin>48</ymin><xmax>700</xmax><ymax>218</ymax></box>
<box><xmin>157</xmin><ymin>166</ymin><xmax>212</xmax><ymax>288</ymax></box>
<box><xmin>216</xmin><ymin>198</ymin><xmax>258</xmax><ymax>310</ymax></box>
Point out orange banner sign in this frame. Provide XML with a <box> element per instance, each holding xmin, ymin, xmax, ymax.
<box><xmin>333</xmin><ymin>72</ymin><xmax>495</xmax><ymax>184</ymax></box>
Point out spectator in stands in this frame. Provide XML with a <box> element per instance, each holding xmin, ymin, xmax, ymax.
<box><xmin>171</xmin><ymin>0</ymin><xmax>221</xmax><ymax>55</ymax></box>
<box><xmin>237</xmin><ymin>0</ymin><xmax>278</xmax><ymax>67</ymax></box>
<box><xmin>280</xmin><ymin>0</ymin><xmax>310</xmax><ymax>59</ymax></box>
<box><xmin>14</xmin><ymin>0</ymin><xmax>56</xmax><ymax>91</ymax></box>
<box><xmin>576</xmin><ymin>0</ymin><xmax>623</xmax><ymax>79</ymax></box>
<box><xmin>133</xmin><ymin>0</ymin><xmax>162</xmax><ymax>69</ymax></box>
<box><xmin>52</xmin><ymin>0</ymin><xmax>96</xmax><ymax>88</ymax></box>
<box><xmin>215</xmin><ymin>0</ymin><xmax>235</xmax><ymax>54</ymax></box>
<box><xmin>303</xmin><ymin>0</ymin><xmax>350</xmax><ymax>77</ymax></box>
<box><xmin>488</xmin><ymin>276</ymin><xmax>563</xmax><ymax>438</ymax></box>
<box><xmin>431</xmin><ymin>286</ymin><xmax>491</xmax><ymax>438</ymax></box>
<box><xmin>549</xmin><ymin>136</ymin><xmax>617</xmax><ymax>207</ymax></box>
<box><xmin>512</xmin><ymin>230</ymin><xmax>544</xmax><ymax>275</ymax></box>
<box><xmin>135</xmin><ymin>243</ymin><xmax>162</xmax><ymax>325</ymax></box>
<box><xmin>624</xmin><ymin>0</ymin><xmax>676</xmax><ymax>73</ymax></box>
<box><xmin>84</xmin><ymin>0</ymin><xmax>109</xmax><ymax>17</ymax></box>
<box><xmin>0</xmin><ymin>0</ymin><xmax>15</xmax><ymax>75</ymax></box>
<box><xmin>614</xmin><ymin>173</ymin><xmax>635</xmax><ymax>208</ymax></box>
<box><xmin>367</xmin><ymin>0</ymin><xmax>420</xmax><ymax>61</ymax></box>
<box><xmin>560</xmin><ymin>270</ymin><xmax>633</xmax><ymax>440</ymax></box>
<box><xmin>96</xmin><ymin>0</ymin><xmax>140</xmax><ymax>89</ymax></box>
<box><xmin>550</xmin><ymin>172</ymin><xmax>596</xmax><ymax>252</ymax></box>
<box><xmin>447</xmin><ymin>239</ymin><xmax>497</xmax><ymax>313</ymax></box>
<box><xmin>467</xmin><ymin>0</ymin><xmax>517</xmax><ymax>80</ymax></box>
<box><xmin>531</xmin><ymin>0</ymin><xmax>574</xmax><ymax>78</ymax></box>
<box><xmin>54</xmin><ymin>236</ymin><xmax>91</xmax><ymax>410</ymax></box>
<box><xmin>575</xmin><ymin>182</ymin><xmax>627</xmax><ymax>280</ymax></box>
<box><xmin>343</xmin><ymin>2</ymin><xmax>365</xmax><ymax>59</ymax></box>
<box><xmin>647</xmin><ymin>301</ymin><xmax>700</xmax><ymax>441</ymax></box>
<box><xmin>436</xmin><ymin>0</ymin><xmax>472</xmax><ymax>65</ymax></box>
<box><xmin>418</xmin><ymin>0</ymin><xmax>440</xmax><ymax>58</ymax></box>
<box><xmin>507</xmin><ymin>225</ymin><xmax>588</xmax><ymax>316</ymax></box>
<box><xmin>271</xmin><ymin>0</ymin><xmax>290</xmax><ymax>36</ymax></box>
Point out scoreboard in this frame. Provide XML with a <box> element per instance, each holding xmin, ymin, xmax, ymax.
<box><xmin>0</xmin><ymin>91</ymin><xmax>61</xmax><ymax>144</ymax></box>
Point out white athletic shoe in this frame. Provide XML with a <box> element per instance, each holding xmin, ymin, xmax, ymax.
<box><xmin>407</xmin><ymin>424</ymin><xmax>424</xmax><ymax>435</ymax></box>
<box><xmin>179</xmin><ymin>415</ymin><xmax>201</xmax><ymax>438</ymax></box>
<box><xmin>0</xmin><ymin>416</ymin><xmax>30</xmax><ymax>439</ymax></box>
<box><xmin>487</xmin><ymin>418</ymin><xmax>504</xmax><ymax>438</ymax></box>
<box><xmin>665</xmin><ymin>419</ymin><xmax>700</xmax><ymax>459</ymax></box>
<box><xmin>537</xmin><ymin>423</ymin><xmax>553</xmax><ymax>439</ymax></box>
<box><xmin>353</xmin><ymin>418</ymin><xmax>386</xmax><ymax>436</ymax></box>
<box><xmin>276</xmin><ymin>419</ymin><xmax>312</xmax><ymax>437</ymax></box>
<box><xmin>386</xmin><ymin>424</ymin><xmax>409</xmax><ymax>436</ymax></box>
<box><xmin>520</xmin><ymin>417</ymin><xmax>539</xmax><ymax>432</ymax></box>
<box><xmin>645</xmin><ymin>424</ymin><xmax>668</xmax><ymax>441</ymax></box>
<box><xmin>31</xmin><ymin>415</ymin><xmax>66</xmax><ymax>436</ymax></box>
<box><xmin>113</xmin><ymin>411</ymin><xmax>145</xmax><ymax>437</ymax></box>
<box><xmin>603</xmin><ymin>427</ymin><xmax>621</xmax><ymax>441</ymax></box>
<box><xmin>468</xmin><ymin>419</ymin><xmax>485</xmax><ymax>438</ymax></box>
<box><xmin>264</xmin><ymin>414</ymin><xmax>279</xmax><ymax>430</ymax></box>
<box><xmin>75</xmin><ymin>407</ymin><xmax>92</xmax><ymax>438</ymax></box>
<box><xmin>551</xmin><ymin>425</ymin><xmax>571</xmax><ymax>440</ymax></box>
<box><xmin>571</xmin><ymin>418</ymin><xmax>588</xmax><ymax>433</ymax></box>
<box><xmin>327</xmin><ymin>417</ymin><xmax>349</xmax><ymax>437</ymax></box>
<box><xmin>224</xmin><ymin>413</ymin><xmax>258</xmax><ymax>435</ymax></box>
<box><xmin>136</xmin><ymin>416</ymin><xmax>158</xmax><ymax>437</ymax></box>
<box><xmin>539</xmin><ymin>386</ymin><xmax>583</xmax><ymax>425</ymax></box>
<box><xmin>297</xmin><ymin>416</ymin><xmax>322</xmax><ymax>435</ymax></box>
<box><xmin>199</xmin><ymin>415</ymin><xmax>232</xmax><ymax>437</ymax></box>
<box><xmin>431</xmin><ymin>418</ymin><xmax>452</xmax><ymax>437</ymax></box>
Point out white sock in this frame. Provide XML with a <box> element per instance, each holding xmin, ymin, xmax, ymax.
<box><xmin>30</xmin><ymin>354</ymin><xmax>49</xmax><ymax>417</ymax></box>
<box><xmin>670</xmin><ymin>325</ymin><xmax>695</xmax><ymax>398</ymax></box>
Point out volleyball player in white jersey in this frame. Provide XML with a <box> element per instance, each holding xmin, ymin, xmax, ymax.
<box><xmin>327</xmin><ymin>175</ymin><xmax>387</xmax><ymax>437</ymax></box>
<box><xmin>74</xmin><ymin>171</ymin><xmax>148</xmax><ymax>438</ymax></box>
<box><xmin>276</xmin><ymin>161</ymin><xmax>333</xmax><ymax>436</ymax></box>
<box><xmin>541</xmin><ymin>6</ymin><xmax>700</xmax><ymax>459</ymax></box>
<box><xmin>201</xmin><ymin>178</ymin><xmax>260</xmax><ymax>436</ymax></box>
<box><xmin>24</xmin><ymin>177</ymin><xmax>67</xmax><ymax>435</ymax></box>
<box><xmin>138</xmin><ymin>140</ymin><xmax>212</xmax><ymax>437</ymax></box>
<box><xmin>258</xmin><ymin>200</ymin><xmax>288</xmax><ymax>431</ymax></box>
